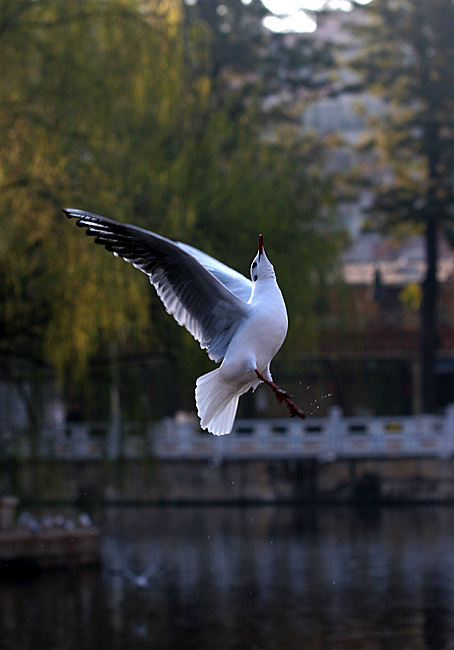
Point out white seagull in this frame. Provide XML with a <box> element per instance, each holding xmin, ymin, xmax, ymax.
<box><xmin>63</xmin><ymin>209</ymin><xmax>306</xmax><ymax>435</ymax></box>
<box><xmin>108</xmin><ymin>562</ymin><xmax>160</xmax><ymax>587</ymax></box>
<box><xmin>122</xmin><ymin>565</ymin><xmax>159</xmax><ymax>588</ymax></box>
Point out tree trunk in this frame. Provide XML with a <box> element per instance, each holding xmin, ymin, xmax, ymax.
<box><xmin>108</xmin><ymin>341</ymin><xmax>122</xmax><ymax>460</ymax></box>
<box><xmin>421</xmin><ymin>209</ymin><xmax>438</xmax><ymax>413</ymax></box>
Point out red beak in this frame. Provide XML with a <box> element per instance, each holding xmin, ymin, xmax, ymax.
<box><xmin>258</xmin><ymin>234</ymin><xmax>264</xmax><ymax>260</ymax></box>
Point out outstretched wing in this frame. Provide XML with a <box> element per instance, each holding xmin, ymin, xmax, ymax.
<box><xmin>176</xmin><ymin>241</ymin><xmax>252</xmax><ymax>302</ymax></box>
<box><xmin>63</xmin><ymin>209</ymin><xmax>249</xmax><ymax>362</ymax></box>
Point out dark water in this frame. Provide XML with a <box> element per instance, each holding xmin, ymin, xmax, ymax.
<box><xmin>2</xmin><ymin>506</ymin><xmax>454</xmax><ymax>650</ymax></box>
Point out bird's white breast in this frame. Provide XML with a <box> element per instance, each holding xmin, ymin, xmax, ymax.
<box><xmin>220</xmin><ymin>278</ymin><xmax>288</xmax><ymax>385</ymax></box>
<box><xmin>248</xmin><ymin>282</ymin><xmax>288</xmax><ymax>366</ymax></box>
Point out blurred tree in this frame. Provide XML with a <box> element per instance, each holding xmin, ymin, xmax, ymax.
<box><xmin>0</xmin><ymin>0</ymin><xmax>162</xmax><ymax>381</ymax></box>
<box><xmin>0</xmin><ymin>0</ymin><xmax>341</xmax><ymax>418</ymax></box>
<box><xmin>184</xmin><ymin>0</ymin><xmax>334</xmax><ymax>121</ymax></box>
<box><xmin>348</xmin><ymin>0</ymin><xmax>454</xmax><ymax>412</ymax></box>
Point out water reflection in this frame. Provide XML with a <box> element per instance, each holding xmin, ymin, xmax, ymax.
<box><xmin>2</xmin><ymin>506</ymin><xmax>454</xmax><ymax>649</ymax></box>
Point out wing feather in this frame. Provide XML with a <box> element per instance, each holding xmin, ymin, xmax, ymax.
<box><xmin>176</xmin><ymin>242</ymin><xmax>252</xmax><ymax>302</ymax></box>
<box><xmin>64</xmin><ymin>209</ymin><xmax>249</xmax><ymax>362</ymax></box>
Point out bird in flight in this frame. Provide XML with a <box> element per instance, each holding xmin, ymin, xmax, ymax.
<box><xmin>63</xmin><ymin>209</ymin><xmax>306</xmax><ymax>435</ymax></box>
<box><xmin>110</xmin><ymin>563</ymin><xmax>160</xmax><ymax>588</ymax></box>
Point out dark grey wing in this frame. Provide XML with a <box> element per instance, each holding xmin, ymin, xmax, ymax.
<box><xmin>63</xmin><ymin>209</ymin><xmax>249</xmax><ymax>362</ymax></box>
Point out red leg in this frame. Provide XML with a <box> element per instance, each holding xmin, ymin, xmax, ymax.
<box><xmin>255</xmin><ymin>370</ymin><xmax>306</xmax><ymax>419</ymax></box>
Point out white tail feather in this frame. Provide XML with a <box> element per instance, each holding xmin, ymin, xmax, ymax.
<box><xmin>195</xmin><ymin>369</ymin><xmax>240</xmax><ymax>436</ymax></box>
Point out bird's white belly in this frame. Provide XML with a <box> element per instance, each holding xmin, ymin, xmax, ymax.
<box><xmin>219</xmin><ymin>297</ymin><xmax>288</xmax><ymax>389</ymax></box>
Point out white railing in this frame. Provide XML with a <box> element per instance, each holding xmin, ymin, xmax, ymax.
<box><xmin>2</xmin><ymin>405</ymin><xmax>454</xmax><ymax>461</ymax></box>
<box><xmin>154</xmin><ymin>405</ymin><xmax>454</xmax><ymax>461</ymax></box>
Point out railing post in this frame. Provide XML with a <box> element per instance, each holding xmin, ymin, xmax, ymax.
<box><xmin>327</xmin><ymin>405</ymin><xmax>343</xmax><ymax>459</ymax></box>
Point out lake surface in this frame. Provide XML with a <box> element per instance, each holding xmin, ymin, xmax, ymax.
<box><xmin>2</xmin><ymin>505</ymin><xmax>454</xmax><ymax>649</ymax></box>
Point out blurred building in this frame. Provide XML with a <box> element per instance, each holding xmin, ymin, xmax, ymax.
<box><xmin>301</xmin><ymin>6</ymin><xmax>389</xmax><ymax>237</ymax></box>
<box><xmin>312</xmin><ymin>234</ymin><xmax>454</xmax><ymax>415</ymax></box>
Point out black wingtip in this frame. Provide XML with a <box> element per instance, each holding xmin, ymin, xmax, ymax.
<box><xmin>62</xmin><ymin>208</ymin><xmax>77</xmax><ymax>219</ymax></box>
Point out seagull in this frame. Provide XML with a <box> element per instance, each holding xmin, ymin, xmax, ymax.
<box><xmin>63</xmin><ymin>208</ymin><xmax>306</xmax><ymax>435</ymax></box>
<box><xmin>122</xmin><ymin>565</ymin><xmax>158</xmax><ymax>588</ymax></box>
<box><xmin>110</xmin><ymin>563</ymin><xmax>159</xmax><ymax>588</ymax></box>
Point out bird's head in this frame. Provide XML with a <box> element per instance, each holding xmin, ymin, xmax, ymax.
<box><xmin>250</xmin><ymin>234</ymin><xmax>275</xmax><ymax>282</ymax></box>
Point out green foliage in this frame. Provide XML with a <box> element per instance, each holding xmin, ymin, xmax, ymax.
<box><xmin>348</xmin><ymin>0</ymin><xmax>454</xmax><ymax>234</ymax></box>
<box><xmin>1</xmin><ymin>0</ymin><xmax>341</xmax><ymax>409</ymax></box>
<box><xmin>399</xmin><ymin>283</ymin><xmax>422</xmax><ymax>312</ymax></box>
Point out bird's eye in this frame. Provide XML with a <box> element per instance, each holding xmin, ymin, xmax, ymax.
<box><xmin>252</xmin><ymin>262</ymin><xmax>257</xmax><ymax>269</ymax></box>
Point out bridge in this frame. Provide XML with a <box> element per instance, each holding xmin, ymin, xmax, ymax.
<box><xmin>155</xmin><ymin>405</ymin><xmax>454</xmax><ymax>461</ymax></box>
<box><xmin>4</xmin><ymin>405</ymin><xmax>453</xmax><ymax>461</ymax></box>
